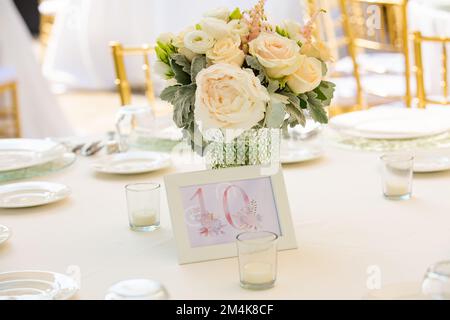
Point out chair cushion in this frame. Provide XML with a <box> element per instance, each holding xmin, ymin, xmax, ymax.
<box><xmin>333</xmin><ymin>53</ymin><xmax>405</xmax><ymax>76</ymax></box>
<box><xmin>38</xmin><ymin>0</ymin><xmax>63</xmax><ymax>15</ymax></box>
<box><xmin>0</xmin><ymin>67</ymin><xmax>16</xmax><ymax>84</ymax></box>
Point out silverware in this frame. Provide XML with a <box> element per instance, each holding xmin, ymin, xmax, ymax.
<box><xmin>81</xmin><ymin>141</ymin><xmax>102</xmax><ymax>156</ymax></box>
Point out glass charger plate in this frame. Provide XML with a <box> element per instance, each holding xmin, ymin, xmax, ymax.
<box><xmin>326</xmin><ymin>129</ymin><xmax>450</xmax><ymax>152</ymax></box>
<box><xmin>132</xmin><ymin>136</ymin><xmax>182</xmax><ymax>153</ymax></box>
<box><xmin>0</xmin><ymin>153</ymin><xmax>76</xmax><ymax>183</ymax></box>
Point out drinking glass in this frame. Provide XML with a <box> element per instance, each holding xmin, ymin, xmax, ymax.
<box><xmin>125</xmin><ymin>183</ymin><xmax>160</xmax><ymax>232</ymax></box>
<box><xmin>236</xmin><ymin>231</ymin><xmax>278</xmax><ymax>290</ymax></box>
<box><xmin>105</xmin><ymin>279</ymin><xmax>169</xmax><ymax>300</ymax></box>
<box><xmin>422</xmin><ymin>261</ymin><xmax>450</xmax><ymax>300</ymax></box>
<box><xmin>115</xmin><ymin>105</ymin><xmax>154</xmax><ymax>152</ymax></box>
<box><xmin>380</xmin><ymin>154</ymin><xmax>414</xmax><ymax>200</ymax></box>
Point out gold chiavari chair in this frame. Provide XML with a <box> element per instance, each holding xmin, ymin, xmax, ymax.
<box><xmin>0</xmin><ymin>69</ymin><xmax>21</xmax><ymax>138</ymax></box>
<box><xmin>38</xmin><ymin>0</ymin><xmax>58</xmax><ymax>60</ymax></box>
<box><xmin>413</xmin><ymin>31</ymin><xmax>450</xmax><ymax>109</ymax></box>
<box><xmin>339</xmin><ymin>0</ymin><xmax>412</xmax><ymax>109</ymax></box>
<box><xmin>110</xmin><ymin>42</ymin><xmax>155</xmax><ymax>106</ymax></box>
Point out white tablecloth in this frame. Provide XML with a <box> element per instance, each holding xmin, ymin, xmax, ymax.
<box><xmin>1</xmin><ymin>141</ymin><xmax>449</xmax><ymax>299</ymax></box>
<box><xmin>0</xmin><ymin>0</ymin><xmax>73</xmax><ymax>138</ymax></box>
<box><xmin>409</xmin><ymin>1</ymin><xmax>450</xmax><ymax>97</ymax></box>
<box><xmin>42</xmin><ymin>0</ymin><xmax>306</xmax><ymax>90</ymax></box>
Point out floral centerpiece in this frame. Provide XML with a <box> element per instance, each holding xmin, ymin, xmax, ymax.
<box><xmin>155</xmin><ymin>0</ymin><xmax>335</xmax><ymax>168</ymax></box>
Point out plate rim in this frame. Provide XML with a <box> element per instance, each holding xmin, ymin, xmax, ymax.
<box><xmin>0</xmin><ymin>181</ymin><xmax>71</xmax><ymax>208</ymax></box>
<box><xmin>92</xmin><ymin>151</ymin><xmax>172</xmax><ymax>174</ymax></box>
<box><xmin>0</xmin><ymin>270</ymin><xmax>79</xmax><ymax>300</ymax></box>
<box><xmin>0</xmin><ymin>139</ymin><xmax>66</xmax><ymax>172</ymax></box>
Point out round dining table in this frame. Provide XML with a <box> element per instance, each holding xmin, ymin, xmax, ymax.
<box><xmin>1</xmin><ymin>139</ymin><xmax>450</xmax><ymax>299</ymax></box>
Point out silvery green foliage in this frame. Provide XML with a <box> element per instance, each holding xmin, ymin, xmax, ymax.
<box><xmin>159</xmin><ymin>52</ymin><xmax>335</xmax><ymax>155</ymax></box>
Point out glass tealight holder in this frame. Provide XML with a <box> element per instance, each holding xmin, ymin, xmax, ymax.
<box><xmin>236</xmin><ymin>231</ymin><xmax>278</xmax><ymax>290</ymax></box>
<box><xmin>422</xmin><ymin>261</ymin><xmax>450</xmax><ymax>300</ymax></box>
<box><xmin>380</xmin><ymin>154</ymin><xmax>414</xmax><ymax>200</ymax></box>
<box><xmin>125</xmin><ymin>183</ymin><xmax>160</xmax><ymax>232</ymax></box>
<box><xmin>105</xmin><ymin>279</ymin><xmax>169</xmax><ymax>300</ymax></box>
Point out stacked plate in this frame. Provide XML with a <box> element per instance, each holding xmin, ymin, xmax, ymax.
<box><xmin>329</xmin><ymin>107</ymin><xmax>450</xmax><ymax>173</ymax></box>
<box><xmin>0</xmin><ymin>139</ymin><xmax>72</xmax><ymax>174</ymax></box>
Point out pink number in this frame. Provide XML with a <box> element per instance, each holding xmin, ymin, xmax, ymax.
<box><xmin>223</xmin><ymin>185</ymin><xmax>250</xmax><ymax>229</ymax></box>
<box><xmin>191</xmin><ymin>188</ymin><xmax>207</xmax><ymax>217</ymax></box>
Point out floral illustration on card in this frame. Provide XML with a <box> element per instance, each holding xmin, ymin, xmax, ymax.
<box><xmin>180</xmin><ymin>177</ymin><xmax>281</xmax><ymax>248</ymax></box>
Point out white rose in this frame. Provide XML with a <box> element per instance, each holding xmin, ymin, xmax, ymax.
<box><xmin>195</xmin><ymin>63</ymin><xmax>270</xmax><ymax>140</ymax></box>
<box><xmin>301</xmin><ymin>41</ymin><xmax>334</xmax><ymax>62</ymax></box>
<box><xmin>201</xmin><ymin>17</ymin><xmax>232</xmax><ymax>40</ymax></box>
<box><xmin>228</xmin><ymin>19</ymin><xmax>250</xmax><ymax>39</ymax></box>
<box><xmin>157</xmin><ymin>32</ymin><xmax>175</xmax><ymax>45</ymax></box>
<box><xmin>206</xmin><ymin>35</ymin><xmax>244</xmax><ymax>66</ymax></box>
<box><xmin>203</xmin><ymin>7</ymin><xmax>230</xmax><ymax>21</ymax></box>
<box><xmin>173</xmin><ymin>26</ymin><xmax>195</xmax><ymax>48</ymax></box>
<box><xmin>282</xmin><ymin>19</ymin><xmax>306</xmax><ymax>43</ymax></box>
<box><xmin>249</xmin><ymin>32</ymin><xmax>302</xmax><ymax>79</ymax></box>
<box><xmin>184</xmin><ymin>30</ymin><xmax>214</xmax><ymax>54</ymax></box>
<box><xmin>286</xmin><ymin>55</ymin><xmax>322</xmax><ymax>94</ymax></box>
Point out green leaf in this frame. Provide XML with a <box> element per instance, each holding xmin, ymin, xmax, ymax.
<box><xmin>246</xmin><ymin>55</ymin><xmax>280</xmax><ymax>91</ymax></box>
<box><xmin>321</xmin><ymin>61</ymin><xmax>328</xmax><ymax>76</ymax></box>
<box><xmin>160</xmin><ymin>84</ymin><xmax>196</xmax><ymax>128</ymax></box>
<box><xmin>265</xmin><ymin>100</ymin><xmax>286</xmax><ymax>128</ymax></box>
<box><xmin>285</xmin><ymin>103</ymin><xmax>306</xmax><ymax>127</ymax></box>
<box><xmin>155</xmin><ymin>46</ymin><xmax>169</xmax><ymax>64</ymax></box>
<box><xmin>190</xmin><ymin>55</ymin><xmax>207</xmax><ymax>83</ymax></box>
<box><xmin>313</xmin><ymin>81</ymin><xmax>336</xmax><ymax>107</ymax></box>
<box><xmin>275</xmin><ymin>26</ymin><xmax>289</xmax><ymax>38</ymax></box>
<box><xmin>306</xmin><ymin>91</ymin><xmax>328</xmax><ymax>124</ymax></box>
<box><xmin>169</xmin><ymin>54</ymin><xmax>191</xmax><ymax>85</ymax></box>
<box><xmin>282</xmin><ymin>91</ymin><xmax>300</xmax><ymax>107</ymax></box>
<box><xmin>171</xmin><ymin>54</ymin><xmax>191</xmax><ymax>74</ymax></box>
<box><xmin>267</xmin><ymin>79</ymin><xmax>280</xmax><ymax>93</ymax></box>
<box><xmin>229</xmin><ymin>8</ymin><xmax>242</xmax><ymax>20</ymax></box>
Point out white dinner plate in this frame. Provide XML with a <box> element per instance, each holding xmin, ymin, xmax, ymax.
<box><xmin>92</xmin><ymin>151</ymin><xmax>171</xmax><ymax>174</ymax></box>
<box><xmin>0</xmin><ymin>139</ymin><xmax>66</xmax><ymax>172</ymax></box>
<box><xmin>0</xmin><ymin>270</ymin><xmax>79</xmax><ymax>300</ymax></box>
<box><xmin>414</xmin><ymin>155</ymin><xmax>450</xmax><ymax>173</ymax></box>
<box><xmin>0</xmin><ymin>225</ymin><xmax>10</xmax><ymax>245</ymax></box>
<box><xmin>0</xmin><ymin>182</ymin><xmax>71</xmax><ymax>208</ymax></box>
<box><xmin>329</xmin><ymin>108</ymin><xmax>450</xmax><ymax>140</ymax></box>
<box><xmin>281</xmin><ymin>146</ymin><xmax>323</xmax><ymax>164</ymax></box>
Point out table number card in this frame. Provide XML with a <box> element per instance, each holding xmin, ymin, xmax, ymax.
<box><xmin>165</xmin><ymin>166</ymin><xmax>297</xmax><ymax>264</ymax></box>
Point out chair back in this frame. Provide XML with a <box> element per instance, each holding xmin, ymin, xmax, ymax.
<box><xmin>338</xmin><ymin>0</ymin><xmax>412</xmax><ymax>107</ymax></box>
<box><xmin>110</xmin><ymin>42</ymin><xmax>155</xmax><ymax>106</ymax></box>
<box><xmin>0</xmin><ymin>68</ymin><xmax>20</xmax><ymax>137</ymax></box>
<box><xmin>413</xmin><ymin>31</ymin><xmax>450</xmax><ymax>108</ymax></box>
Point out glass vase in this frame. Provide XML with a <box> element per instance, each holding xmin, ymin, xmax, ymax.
<box><xmin>204</xmin><ymin>128</ymin><xmax>281</xmax><ymax>169</ymax></box>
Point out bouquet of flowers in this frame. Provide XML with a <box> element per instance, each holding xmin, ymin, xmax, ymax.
<box><xmin>155</xmin><ymin>0</ymin><xmax>335</xmax><ymax>162</ymax></box>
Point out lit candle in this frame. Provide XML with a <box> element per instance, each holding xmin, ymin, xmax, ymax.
<box><xmin>131</xmin><ymin>209</ymin><xmax>157</xmax><ymax>227</ymax></box>
<box><xmin>385</xmin><ymin>182</ymin><xmax>409</xmax><ymax>196</ymax></box>
<box><xmin>242</xmin><ymin>262</ymin><xmax>273</xmax><ymax>285</ymax></box>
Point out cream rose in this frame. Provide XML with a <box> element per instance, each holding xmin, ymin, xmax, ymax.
<box><xmin>301</xmin><ymin>41</ymin><xmax>334</xmax><ymax>62</ymax></box>
<box><xmin>195</xmin><ymin>63</ymin><xmax>270</xmax><ymax>140</ymax></box>
<box><xmin>206</xmin><ymin>35</ymin><xmax>244</xmax><ymax>66</ymax></box>
<box><xmin>203</xmin><ymin>7</ymin><xmax>230</xmax><ymax>21</ymax></box>
<box><xmin>183</xmin><ymin>30</ymin><xmax>214</xmax><ymax>54</ymax></box>
<box><xmin>201</xmin><ymin>17</ymin><xmax>232</xmax><ymax>40</ymax></box>
<box><xmin>249</xmin><ymin>32</ymin><xmax>302</xmax><ymax>78</ymax></box>
<box><xmin>286</xmin><ymin>55</ymin><xmax>322</xmax><ymax>94</ymax></box>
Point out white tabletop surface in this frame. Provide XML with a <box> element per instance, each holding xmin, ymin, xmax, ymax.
<box><xmin>1</xmin><ymin>142</ymin><xmax>449</xmax><ymax>300</ymax></box>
